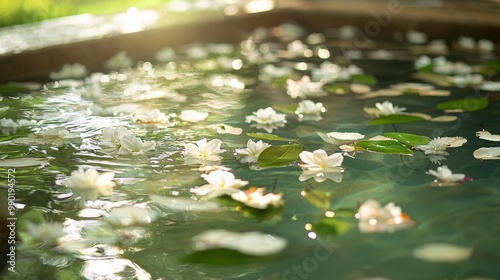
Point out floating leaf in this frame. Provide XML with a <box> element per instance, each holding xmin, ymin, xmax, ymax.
<box><xmin>356</xmin><ymin>140</ymin><xmax>413</xmax><ymax>155</ymax></box>
<box><xmin>369</xmin><ymin>114</ymin><xmax>425</xmax><ymax>125</ymax></box>
<box><xmin>473</xmin><ymin>147</ymin><xmax>500</xmax><ymax>160</ymax></box>
<box><xmin>436</xmin><ymin>97</ymin><xmax>488</xmax><ymax>112</ymax></box>
<box><xmin>257</xmin><ymin>144</ymin><xmax>303</xmax><ymax>168</ymax></box>
<box><xmin>412</xmin><ymin>243</ymin><xmax>473</xmax><ymax>263</ymax></box>
<box><xmin>182</xmin><ymin>249</ymin><xmax>276</xmax><ymax>265</ymax></box>
<box><xmin>325</xmin><ymin>84</ymin><xmax>351</xmax><ymax>94</ymax></box>
<box><xmin>0</xmin><ymin>157</ymin><xmax>49</xmax><ymax>167</ymax></box>
<box><xmin>382</xmin><ymin>132</ymin><xmax>431</xmax><ymax>147</ymax></box>
<box><xmin>0</xmin><ymin>83</ymin><xmax>31</xmax><ymax>95</ymax></box>
<box><xmin>247</xmin><ymin>133</ymin><xmax>297</xmax><ymax>142</ymax></box>
<box><xmin>310</xmin><ymin>217</ymin><xmax>352</xmax><ymax>236</ymax></box>
<box><xmin>272</xmin><ymin>104</ymin><xmax>298</xmax><ymax>114</ymax></box>
<box><xmin>350</xmin><ymin>74</ymin><xmax>378</xmax><ymax>86</ymax></box>
<box><xmin>301</xmin><ymin>188</ymin><xmax>331</xmax><ymax>210</ymax></box>
<box><xmin>476</xmin><ymin>130</ymin><xmax>500</xmax><ymax>142</ymax></box>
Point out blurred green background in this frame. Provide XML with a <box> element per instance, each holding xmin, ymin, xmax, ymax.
<box><xmin>0</xmin><ymin>0</ymin><xmax>169</xmax><ymax>28</ymax></box>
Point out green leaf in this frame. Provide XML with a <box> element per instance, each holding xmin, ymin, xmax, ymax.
<box><xmin>325</xmin><ymin>83</ymin><xmax>351</xmax><ymax>94</ymax></box>
<box><xmin>382</xmin><ymin>132</ymin><xmax>431</xmax><ymax>147</ymax></box>
<box><xmin>417</xmin><ymin>64</ymin><xmax>434</xmax><ymax>73</ymax></box>
<box><xmin>0</xmin><ymin>83</ymin><xmax>30</xmax><ymax>95</ymax></box>
<box><xmin>436</xmin><ymin>97</ymin><xmax>489</xmax><ymax>112</ymax></box>
<box><xmin>182</xmin><ymin>249</ymin><xmax>276</xmax><ymax>265</ymax></box>
<box><xmin>247</xmin><ymin>133</ymin><xmax>297</xmax><ymax>142</ymax></box>
<box><xmin>301</xmin><ymin>188</ymin><xmax>331</xmax><ymax>210</ymax></box>
<box><xmin>369</xmin><ymin>114</ymin><xmax>425</xmax><ymax>125</ymax></box>
<box><xmin>272</xmin><ymin>104</ymin><xmax>298</xmax><ymax>114</ymax></box>
<box><xmin>257</xmin><ymin>144</ymin><xmax>303</xmax><ymax>167</ymax></box>
<box><xmin>356</xmin><ymin>140</ymin><xmax>413</xmax><ymax>155</ymax></box>
<box><xmin>310</xmin><ymin>217</ymin><xmax>352</xmax><ymax>236</ymax></box>
<box><xmin>350</xmin><ymin>74</ymin><xmax>378</xmax><ymax>86</ymax></box>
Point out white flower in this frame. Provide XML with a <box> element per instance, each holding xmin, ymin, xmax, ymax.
<box><xmin>179</xmin><ymin>110</ymin><xmax>208</xmax><ymax>122</ymax></box>
<box><xmin>415</xmin><ymin>137</ymin><xmax>450</xmax><ymax>164</ymax></box>
<box><xmin>478</xmin><ymin>39</ymin><xmax>494</xmax><ymax>53</ymax></box>
<box><xmin>295</xmin><ymin>100</ymin><xmax>325</xmax><ymax>121</ymax></box>
<box><xmin>299</xmin><ymin>149</ymin><xmax>344</xmax><ymax>183</ymax></box>
<box><xmin>448</xmin><ymin>74</ymin><xmax>483</xmax><ymax>87</ymax></box>
<box><xmin>155</xmin><ymin>47</ymin><xmax>176</xmax><ymax>62</ymax></box>
<box><xmin>193</xmin><ymin>229</ymin><xmax>287</xmax><ymax>256</ymax></box>
<box><xmin>235</xmin><ymin>139</ymin><xmax>271</xmax><ymax>164</ymax></box>
<box><xmin>458</xmin><ymin>36</ymin><xmax>475</xmax><ymax>50</ymax></box>
<box><xmin>117</xmin><ymin>134</ymin><xmax>156</xmax><ymax>156</ymax></box>
<box><xmin>185</xmin><ymin>43</ymin><xmax>209</xmax><ymax>59</ymax></box>
<box><xmin>246</xmin><ymin>107</ymin><xmax>286</xmax><ymax>133</ymax></box>
<box><xmin>286</xmin><ymin>40</ymin><xmax>309</xmax><ymax>58</ymax></box>
<box><xmin>136</xmin><ymin>109</ymin><xmax>170</xmax><ymax>124</ymax></box>
<box><xmin>375</xmin><ymin>101</ymin><xmax>406</xmax><ymax>117</ymax></box>
<box><xmin>259</xmin><ymin>64</ymin><xmax>293</xmax><ymax>82</ymax></box>
<box><xmin>406</xmin><ymin>30</ymin><xmax>427</xmax><ymax>44</ymax></box>
<box><xmin>190</xmin><ymin>170</ymin><xmax>248</xmax><ymax>199</ymax></box>
<box><xmin>106</xmin><ymin>206</ymin><xmax>157</xmax><ymax>227</ymax></box>
<box><xmin>414</xmin><ymin>55</ymin><xmax>431</xmax><ymax>69</ymax></box>
<box><xmin>357</xmin><ymin>199</ymin><xmax>414</xmax><ymax>233</ymax></box>
<box><xmin>183</xmin><ymin>138</ymin><xmax>224</xmax><ymax>165</ymax></box>
<box><xmin>50</xmin><ymin>63</ymin><xmax>88</xmax><ymax>80</ymax></box>
<box><xmin>100</xmin><ymin>126</ymin><xmax>132</xmax><ymax>155</ymax></box>
<box><xmin>311</xmin><ymin>61</ymin><xmax>342</xmax><ymax>83</ymax></box>
<box><xmin>427</xmin><ymin>40</ymin><xmax>448</xmax><ymax>54</ymax></box>
<box><xmin>105</xmin><ymin>51</ymin><xmax>134</xmax><ymax>70</ymax></box>
<box><xmin>480</xmin><ymin>81</ymin><xmax>500</xmax><ymax>91</ymax></box>
<box><xmin>22</xmin><ymin>221</ymin><xmax>65</xmax><ymax>247</ymax></box>
<box><xmin>427</xmin><ymin>165</ymin><xmax>466</xmax><ymax>187</ymax></box>
<box><xmin>231</xmin><ymin>187</ymin><xmax>283</xmax><ymax>209</ymax></box>
<box><xmin>65</xmin><ymin>168</ymin><xmax>116</xmax><ymax>207</ymax></box>
<box><xmin>13</xmin><ymin>127</ymin><xmax>80</xmax><ymax>146</ymax></box>
<box><xmin>286</xmin><ymin>76</ymin><xmax>326</xmax><ymax>98</ymax></box>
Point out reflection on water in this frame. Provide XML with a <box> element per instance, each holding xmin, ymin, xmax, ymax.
<box><xmin>1</xmin><ymin>17</ymin><xmax>500</xmax><ymax>280</ymax></box>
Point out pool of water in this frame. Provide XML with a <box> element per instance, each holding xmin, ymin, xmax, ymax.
<box><xmin>1</xmin><ymin>22</ymin><xmax>500</xmax><ymax>280</ymax></box>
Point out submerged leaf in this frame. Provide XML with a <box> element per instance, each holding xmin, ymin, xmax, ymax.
<box><xmin>301</xmin><ymin>188</ymin><xmax>331</xmax><ymax>210</ymax></box>
<box><xmin>356</xmin><ymin>140</ymin><xmax>413</xmax><ymax>155</ymax></box>
<box><xmin>350</xmin><ymin>74</ymin><xmax>378</xmax><ymax>86</ymax></box>
<box><xmin>436</xmin><ymin>97</ymin><xmax>488</xmax><ymax>112</ymax></box>
<box><xmin>272</xmin><ymin>104</ymin><xmax>299</xmax><ymax>114</ymax></box>
<box><xmin>257</xmin><ymin>144</ymin><xmax>303</xmax><ymax>167</ymax></box>
<box><xmin>382</xmin><ymin>132</ymin><xmax>431</xmax><ymax>147</ymax></box>
<box><xmin>369</xmin><ymin>114</ymin><xmax>425</xmax><ymax>125</ymax></box>
<box><xmin>310</xmin><ymin>217</ymin><xmax>352</xmax><ymax>236</ymax></box>
<box><xmin>247</xmin><ymin>133</ymin><xmax>297</xmax><ymax>142</ymax></box>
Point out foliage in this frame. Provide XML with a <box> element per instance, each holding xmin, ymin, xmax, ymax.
<box><xmin>257</xmin><ymin>144</ymin><xmax>303</xmax><ymax>168</ymax></box>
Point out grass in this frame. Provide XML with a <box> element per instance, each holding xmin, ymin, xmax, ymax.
<box><xmin>0</xmin><ymin>0</ymin><xmax>169</xmax><ymax>28</ymax></box>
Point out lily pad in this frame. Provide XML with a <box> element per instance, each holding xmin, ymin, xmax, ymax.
<box><xmin>350</xmin><ymin>74</ymin><xmax>378</xmax><ymax>86</ymax></box>
<box><xmin>0</xmin><ymin>83</ymin><xmax>31</xmax><ymax>95</ymax></box>
<box><xmin>0</xmin><ymin>157</ymin><xmax>49</xmax><ymax>167</ymax></box>
<box><xmin>356</xmin><ymin>140</ymin><xmax>413</xmax><ymax>155</ymax></box>
<box><xmin>272</xmin><ymin>104</ymin><xmax>298</xmax><ymax>114</ymax></box>
<box><xmin>310</xmin><ymin>217</ymin><xmax>352</xmax><ymax>236</ymax></box>
<box><xmin>436</xmin><ymin>97</ymin><xmax>489</xmax><ymax>112</ymax></box>
<box><xmin>382</xmin><ymin>132</ymin><xmax>431</xmax><ymax>147</ymax></box>
<box><xmin>257</xmin><ymin>144</ymin><xmax>303</xmax><ymax>168</ymax></box>
<box><xmin>247</xmin><ymin>133</ymin><xmax>297</xmax><ymax>142</ymax></box>
<box><xmin>369</xmin><ymin>114</ymin><xmax>425</xmax><ymax>125</ymax></box>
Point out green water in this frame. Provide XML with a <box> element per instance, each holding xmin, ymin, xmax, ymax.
<box><xmin>1</xmin><ymin>25</ymin><xmax>500</xmax><ymax>280</ymax></box>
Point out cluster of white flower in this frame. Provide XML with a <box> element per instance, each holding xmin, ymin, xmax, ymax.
<box><xmin>65</xmin><ymin>168</ymin><xmax>116</xmax><ymax>207</ymax></box>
